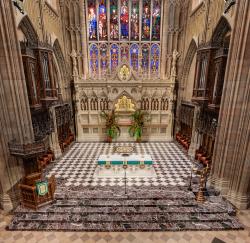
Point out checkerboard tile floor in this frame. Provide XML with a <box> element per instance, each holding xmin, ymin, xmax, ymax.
<box><xmin>47</xmin><ymin>142</ymin><xmax>194</xmax><ymax>188</ymax></box>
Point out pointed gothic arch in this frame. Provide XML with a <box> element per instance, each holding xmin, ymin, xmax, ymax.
<box><xmin>181</xmin><ymin>39</ymin><xmax>198</xmax><ymax>90</ymax></box>
<box><xmin>18</xmin><ymin>15</ymin><xmax>39</xmax><ymax>45</ymax></box>
<box><xmin>211</xmin><ymin>16</ymin><xmax>231</xmax><ymax>47</ymax></box>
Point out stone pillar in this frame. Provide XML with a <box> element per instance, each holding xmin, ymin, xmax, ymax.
<box><xmin>210</xmin><ymin>0</ymin><xmax>250</xmax><ymax>209</ymax></box>
<box><xmin>0</xmin><ymin>0</ymin><xmax>34</xmax><ymax>211</ymax></box>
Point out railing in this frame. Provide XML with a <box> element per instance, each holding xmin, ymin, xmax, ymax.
<box><xmin>8</xmin><ymin>136</ymin><xmax>50</xmax><ymax>158</ymax></box>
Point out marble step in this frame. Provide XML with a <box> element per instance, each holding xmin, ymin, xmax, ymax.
<box><xmin>14</xmin><ymin>212</ymin><xmax>234</xmax><ymax>223</ymax></box>
<box><xmin>53</xmin><ymin>198</ymin><xmax>198</xmax><ymax>207</ymax></box>
<box><xmin>54</xmin><ymin>191</ymin><xmax>195</xmax><ymax>200</ymax></box>
<box><xmin>15</xmin><ymin>205</ymin><xmax>234</xmax><ymax>215</ymax></box>
<box><xmin>8</xmin><ymin>219</ymin><xmax>243</xmax><ymax>231</ymax></box>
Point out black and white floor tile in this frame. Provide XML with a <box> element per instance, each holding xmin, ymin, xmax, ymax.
<box><xmin>47</xmin><ymin>142</ymin><xmax>195</xmax><ymax>188</ymax></box>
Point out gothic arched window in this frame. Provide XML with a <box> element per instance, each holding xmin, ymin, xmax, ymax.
<box><xmin>110</xmin><ymin>44</ymin><xmax>119</xmax><ymax>72</ymax></box>
<box><xmin>130</xmin><ymin>44</ymin><xmax>139</xmax><ymax>72</ymax></box>
<box><xmin>151</xmin><ymin>44</ymin><xmax>160</xmax><ymax>77</ymax></box>
<box><xmin>89</xmin><ymin>44</ymin><xmax>98</xmax><ymax>77</ymax></box>
<box><xmin>142</xmin><ymin>44</ymin><xmax>150</xmax><ymax>74</ymax></box>
<box><xmin>86</xmin><ymin>0</ymin><xmax>162</xmax><ymax>78</ymax></box>
<box><xmin>100</xmin><ymin>44</ymin><xmax>108</xmax><ymax>75</ymax></box>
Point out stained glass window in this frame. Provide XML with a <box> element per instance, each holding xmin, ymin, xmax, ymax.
<box><xmin>100</xmin><ymin>44</ymin><xmax>108</xmax><ymax>75</ymax></box>
<box><xmin>131</xmin><ymin>0</ymin><xmax>139</xmax><ymax>40</ymax></box>
<box><xmin>120</xmin><ymin>0</ymin><xmax>129</xmax><ymax>39</ymax></box>
<box><xmin>142</xmin><ymin>44</ymin><xmax>150</xmax><ymax>74</ymax></box>
<box><xmin>150</xmin><ymin>44</ymin><xmax>160</xmax><ymax>76</ymax></box>
<box><xmin>86</xmin><ymin>0</ymin><xmax>162</xmax><ymax>78</ymax></box>
<box><xmin>120</xmin><ymin>45</ymin><xmax>129</xmax><ymax>62</ymax></box>
<box><xmin>152</xmin><ymin>0</ymin><xmax>161</xmax><ymax>40</ymax></box>
<box><xmin>130</xmin><ymin>44</ymin><xmax>139</xmax><ymax>72</ymax></box>
<box><xmin>142</xmin><ymin>0</ymin><xmax>151</xmax><ymax>40</ymax></box>
<box><xmin>98</xmin><ymin>0</ymin><xmax>107</xmax><ymax>40</ymax></box>
<box><xmin>110</xmin><ymin>44</ymin><xmax>119</xmax><ymax>72</ymax></box>
<box><xmin>88</xmin><ymin>0</ymin><xmax>97</xmax><ymax>40</ymax></box>
<box><xmin>110</xmin><ymin>0</ymin><xmax>119</xmax><ymax>40</ymax></box>
<box><xmin>89</xmin><ymin>44</ymin><xmax>98</xmax><ymax>76</ymax></box>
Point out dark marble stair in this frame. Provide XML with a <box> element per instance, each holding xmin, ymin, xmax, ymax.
<box><xmin>7</xmin><ymin>186</ymin><xmax>244</xmax><ymax>232</ymax></box>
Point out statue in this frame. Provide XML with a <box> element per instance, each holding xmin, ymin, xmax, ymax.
<box><xmin>71</xmin><ymin>50</ymin><xmax>78</xmax><ymax>77</ymax></box>
<box><xmin>171</xmin><ymin>49</ymin><xmax>180</xmax><ymax>78</ymax></box>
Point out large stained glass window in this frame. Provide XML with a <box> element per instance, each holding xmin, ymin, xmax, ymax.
<box><xmin>88</xmin><ymin>0</ymin><xmax>97</xmax><ymax>40</ymax></box>
<box><xmin>86</xmin><ymin>0</ymin><xmax>162</xmax><ymax>79</ymax></box>
<box><xmin>131</xmin><ymin>0</ymin><xmax>139</xmax><ymax>40</ymax></box>
<box><xmin>120</xmin><ymin>0</ymin><xmax>129</xmax><ymax>39</ymax></box>
<box><xmin>98</xmin><ymin>0</ymin><xmax>107</xmax><ymax>40</ymax></box>
<box><xmin>152</xmin><ymin>0</ymin><xmax>161</xmax><ymax>40</ymax></box>
<box><xmin>142</xmin><ymin>0</ymin><xmax>151</xmax><ymax>40</ymax></box>
<box><xmin>110</xmin><ymin>0</ymin><xmax>119</xmax><ymax>40</ymax></box>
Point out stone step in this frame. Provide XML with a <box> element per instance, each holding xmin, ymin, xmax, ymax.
<box><xmin>14</xmin><ymin>212</ymin><xmax>233</xmax><ymax>223</ymax></box>
<box><xmin>8</xmin><ymin>219</ymin><xmax>243</xmax><ymax>231</ymax></box>
<box><xmin>54</xmin><ymin>191</ymin><xmax>195</xmax><ymax>200</ymax></box>
<box><xmin>15</xmin><ymin>205</ymin><xmax>233</xmax><ymax>215</ymax></box>
<box><xmin>53</xmin><ymin>198</ymin><xmax>197</xmax><ymax>207</ymax></box>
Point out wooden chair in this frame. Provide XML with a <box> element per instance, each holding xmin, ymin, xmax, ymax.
<box><xmin>19</xmin><ymin>173</ymin><xmax>56</xmax><ymax>210</ymax></box>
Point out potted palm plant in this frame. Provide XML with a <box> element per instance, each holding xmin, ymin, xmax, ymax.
<box><xmin>101</xmin><ymin>109</ymin><xmax>120</xmax><ymax>143</ymax></box>
<box><xmin>129</xmin><ymin>109</ymin><xmax>149</xmax><ymax>142</ymax></box>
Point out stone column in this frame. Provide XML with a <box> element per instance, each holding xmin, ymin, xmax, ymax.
<box><xmin>0</xmin><ymin>0</ymin><xmax>34</xmax><ymax>211</ymax></box>
<box><xmin>210</xmin><ymin>0</ymin><xmax>250</xmax><ymax>209</ymax></box>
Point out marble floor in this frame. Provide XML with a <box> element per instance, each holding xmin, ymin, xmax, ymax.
<box><xmin>1</xmin><ymin>209</ymin><xmax>250</xmax><ymax>243</ymax></box>
<box><xmin>46</xmin><ymin>142</ymin><xmax>194</xmax><ymax>187</ymax></box>
<box><xmin>2</xmin><ymin>142</ymin><xmax>250</xmax><ymax>242</ymax></box>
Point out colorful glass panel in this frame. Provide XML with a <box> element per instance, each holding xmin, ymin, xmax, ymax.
<box><xmin>142</xmin><ymin>44</ymin><xmax>149</xmax><ymax>73</ymax></box>
<box><xmin>89</xmin><ymin>44</ymin><xmax>98</xmax><ymax>76</ymax></box>
<box><xmin>150</xmin><ymin>44</ymin><xmax>160</xmax><ymax>75</ymax></box>
<box><xmin>142</xmin><ymin>0</ymin><xmax>151</xmax><ymax>40</ymax></box>
<box><xmin>100</xmin><ymin>44</ymin><xmax>108</xmax><ymax>75</ymax></box>
<box><xmin>130</xmin><ymin>44</ymin><xmax>139</xmax><ymax>71</ymax></box>
<box><xmin>110</xmin><ymin>44</ymin><xmax>119</xmax><ymax>72</ymax></box>
<box><xmin>110</xmin><ymin>0</ymin><xmax>119</xmax><ymax>40</ymax></box>
<box><xmin>88</xmin><ymin>0</ymin><xmax>97</xmax><ymax>40</ymax></box>
<box><xmin>120</xmin><ymin>45</ymin><xmax>129</xmax><ymax>62</ymax></box>
<box><xmin>98</xmin><ymin>0</ymin><xmax>107</xmax><ymax>40</ymax></box>
<box><xmin>120</xmin><ymin>0</ymin><xmax>129</xmax><ymax>39</ymax></box>
<box><xmin>131</xmin><ymin>0</ymin><xmax>139</xmax><ymax>40</ymax></box>
<box><xmin>152</xmin><ymin>0</ymin><xmax>161</xmax><ymax>40</ymax></box>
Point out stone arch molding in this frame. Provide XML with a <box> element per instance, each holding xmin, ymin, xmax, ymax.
<box><xmin>18</xmin><ymin>15</ymin><xmax>39</xmax><ymax>45</ymax></box>
<box><xmin>181</xmin><ymin>39</ymin><xmax>198</xmax><ymax>90</ymax></box>
<box><xmin>211</xmin><ymin>16</ymin><xmax>231</xmax><ymax>47</ymax></box>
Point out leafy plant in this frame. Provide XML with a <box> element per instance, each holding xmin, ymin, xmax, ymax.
<box><xmin>129</xmin><ymin>109</ymin><xmax>150</xmax><ymax>142</ymax></box>
<box><xmin>101</xmin><ymin>110</ymin><xmax>121</xmax><ymax>141</ymax></box>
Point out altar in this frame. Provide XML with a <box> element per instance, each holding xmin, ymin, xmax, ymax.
<box><xmin>94</xmin><ymin>154</ymin><xmax>156</xmax><ymax>178</ymax></box>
